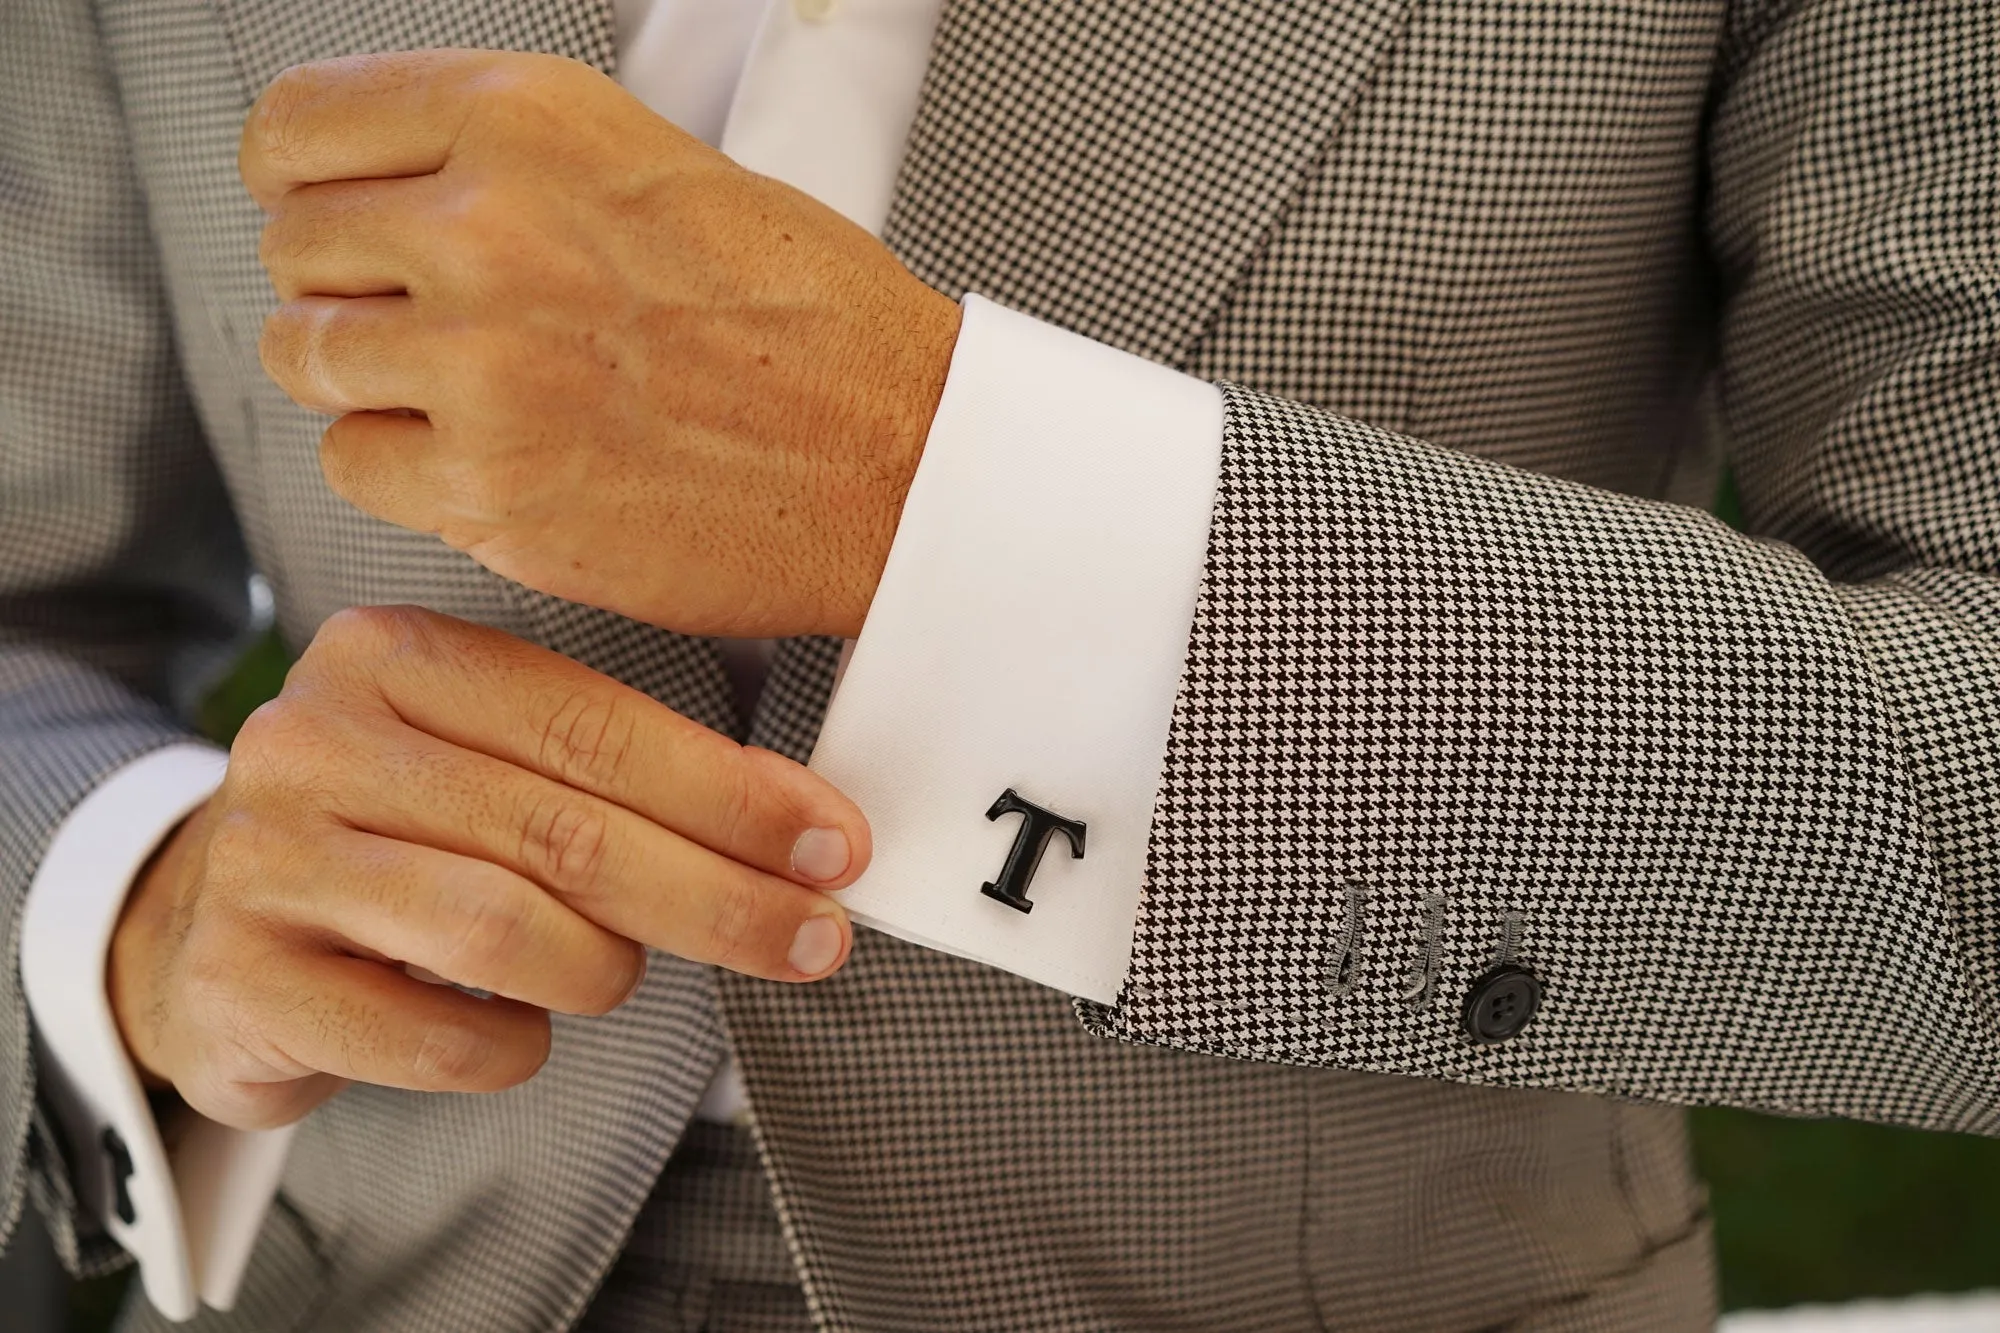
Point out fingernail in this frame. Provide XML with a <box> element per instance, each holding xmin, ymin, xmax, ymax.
<box><xmin>790</xmin><ymin>827</ymin><xmax>851</xmax><ymax>883</ymax></box>
<box><xmin>787</xmin><ymin>914</ymin><xmax>845</xmax><ymax>977</ymax></box>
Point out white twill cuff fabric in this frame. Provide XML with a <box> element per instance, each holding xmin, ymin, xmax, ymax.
<box><xmin>20</xmin><ymin>743</ymin><xmax>293</xmax><ymax>1321</ymax></box>
<box><xmin>813</xmin><ymin>295</ymin><xmax>1223</xmax><ymax>1005</ymax></box>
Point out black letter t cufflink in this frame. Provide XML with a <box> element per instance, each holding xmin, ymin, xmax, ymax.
<box><xmin>980</xmin><ymin>788</ymin><xmax>1086</xmax><ymax>914</ymax></box>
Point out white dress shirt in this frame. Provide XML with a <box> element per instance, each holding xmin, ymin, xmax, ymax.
<box><xmin>18</xmin><ymin>0</ymin><xmax>1223</xmax><ymax>1317</ymax></box>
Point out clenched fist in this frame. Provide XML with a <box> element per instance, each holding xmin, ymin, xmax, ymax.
<box><xmin>243</xmin><ymin>50</ymin><xmax>961</xmax><ymax>639</ymax></box>
<box><xmin>108</xmin><ymin>606</ymin><xmax>869</xmax><ymax>1130</ymax></box>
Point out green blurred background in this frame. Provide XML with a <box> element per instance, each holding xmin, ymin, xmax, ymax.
<box><xmin>50</xmin><ymin>477</ymin><xmax>2000</xmax><ymax>1322</ymax></box>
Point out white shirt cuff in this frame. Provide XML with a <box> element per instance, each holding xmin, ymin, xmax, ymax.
<box><xmin>20</xmin><ymin>742</ymin><xmax>293</xmax><ymax>1322</ymax></box>
<box><xmin>812</xmin><ymin>295</ymin><xmax>1222</xmax><ymax>1004</ymax></box>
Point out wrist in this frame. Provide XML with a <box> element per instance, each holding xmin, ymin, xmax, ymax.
<box><xmin>108</xmin><ymin>803</ymin><xmax>206</xmax><ymax>1090</ymax></box>
<box><xmin>831</xmin><ymin>287</ymin><xmax>961</xmax><ymax>638</ymax></box>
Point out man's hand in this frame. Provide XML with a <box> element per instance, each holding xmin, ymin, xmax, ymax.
<box><xmin>106</xmin><ymin>606</ymin><xmax>869</xmax><ymax>1130</ymax></box>
<box><xmin>242</xmin><ymin>50</ymin><xmax>961</xmax><ymax>639</ymax></box>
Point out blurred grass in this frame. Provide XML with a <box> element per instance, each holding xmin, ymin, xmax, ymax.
<box><xmin>67</xmin><ymin>485</ymin><xmax>2000</xmax><ymax>1321</ymax></box>
<box><xmin>1694</xmin><ymin>1108</ymin><xmax>2000</xmax><ymax>1309</ymax></box>
<box><xmin>194</xmin><ymin>627</ymin><xmax>292</xmax><ymax>747</ymax></box>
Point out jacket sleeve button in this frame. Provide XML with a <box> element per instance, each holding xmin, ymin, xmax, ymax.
<box><xmin>1461</xmin><ymin>965</ymin><xmax>1542</xmax><ymax>1044</ymax></box>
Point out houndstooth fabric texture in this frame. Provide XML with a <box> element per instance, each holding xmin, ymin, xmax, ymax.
<box><xmin>3</xmin><ymin>0</ymin><xmax>1988</xmax><ymax>1327</ymax></box>
<box><xmin>1076</xmin><ymin>0</ymin><xmax>2000</xmax><ymax>1137</ymax></box>
<box><xmin>576</xmin><ymin>1119</ymin><xmax>812</xmax><ymax>1333</ymax></box>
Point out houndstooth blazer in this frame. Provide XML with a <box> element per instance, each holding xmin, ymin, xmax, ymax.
<box><xmin>3</xmin><ymin>0</ymin><xmax>1993</xmax><ymax>1326</ymax></box>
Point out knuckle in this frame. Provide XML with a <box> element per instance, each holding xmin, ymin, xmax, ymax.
<box><xmin>228</xmin><ymin>701</ymin><xmax>346</xmax><ymax>806</ymax></box>
<box><xmin>231</xmin><ymin>696</ymin><xmax>311</xmax><ymax>760</ymax></box>
<box><xmin>179</xmin><ymin>951</ymin><xmax>230</xmax><ymax>1021</ymax></box>
<box><xmin>516</xmin><ymin>789</ymin><xmax>611</xmax><ymax>897</ymax></box>
<box><xmin>700</xmin><ymin>873</ymin><xmax>759</xmax><ymax>971</ymax></box>
<box><xmin>227</xmin><ymin>695</ymin><xmax>374</xmax><ymax>824</ymax></box>
<box><xmin>468</xmin><ymin>55</ymin><xmax>573</xmax><ymax>130</ymax></box>
<box><xmin>245</xmin><ymin>65</ymin><xmax>319</xmax><ymax>165</ymax></box>
<box><xmin>312</xmin><ymin>603</ymin><xmax>436</xmax><ymax>669</ymax></box>
<box><xmin>211</xmin><ymin>1003</ymin><xmax>282</xmax><ymax>1077</ymax></box>
<box><xmin>440</xmin><ymin>876</ymin><xmax>536</xmax><ymax>978</ymax></box>
<box><xmin>226</xmin><ymin>701</ymin><xmax>280</xmax><ymax>764</ymax></box>
<box><xmin>196</xmin><ymin>805</ymin><xmax>264</xmax><ymax>876</ymax></box>
<box><xmin>256</xmin><ymin>304</ymin><xmax>308</xmax><ymax>381</ymax></box>
<box><xmin>434</xmin><ymin>185</ymin><xmax>497</xmax><ymax>263</ymax></box>
<box><xmin>226</xmin><ymin>710</ymin><xmax>316</xmax><ymax>806</ymax></box>
<box><xmin>729</xmin><ymin>748</ymin><xmax>815</xmax><ymax>855</ymax></box>
<box><xmin>228</xmin><ymin>693</ymin><xmax>380</xmax><ymax>826</ymax></box>
<box><xmin>718</xmin><ymin>747</ymin><xmax>823</xmax><ymax>870</ymax></box>
<box><xmin>412</xmin><ymin>1012</ymin><xmax>548</xmax><ymax>1090</ymax></box>
<box><xmin>439</xmin><ymin>443</ymin><xmax>514</xmax><ymax>520</ymax></box>
<box><xmin>717</xmin><ymin>757</ymin><xmax>763</xmax><ymax>854</ymax></box>
<box><xmin>434</xmin><ymin>191</ymin><xmax>526</xmax><ymax>307</ymax></box>
<box><xmin>255</xmin><ymin>209</ymin><xmax>332</xmax><ymax>288</ymax></box>
<box><xmin>533</xmin><ymin>688</ymin><xmax>637</xmax><ymax>793</ymax></box>
<box><xmin>181</xmin><ymin>935</ymin><xmax>258</xmax><ymax>1034</ymax></box>
<box><xmin>409</xmin><ymin>1018</ymin><xmax>496</xmax><ymax>1086</ymax></box>
<box><xmin>311</xmin><ymin>604</ymin><xmax>386</xmax><ymax>659</ymax></box>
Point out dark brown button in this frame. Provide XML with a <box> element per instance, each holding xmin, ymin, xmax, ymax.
<box><xmin>1462</xmin><ymin>965</ymin><xmax>1542</xmax><ymax>1043</ymax></box>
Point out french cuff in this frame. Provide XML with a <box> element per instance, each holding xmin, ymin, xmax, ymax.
<box><xmin>811</xmin><ymin>295</ymin><xmax>1222</xmax><ymax>1004</ymax></box>
<box><xmin>20</xmin><ymin>742</ymin><xmax>294</xmax><ymax>1322</ymax></box>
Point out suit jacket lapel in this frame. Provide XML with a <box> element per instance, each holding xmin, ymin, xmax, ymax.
<box><xmin>210</xmin><ymin>0</ymin><xmax>615</xmax><ymax>100</ymax></box>
<box><xmin>883</xmin><ymin>0</ymin><xmax>1416</xmax><ymax>367</ymax></box>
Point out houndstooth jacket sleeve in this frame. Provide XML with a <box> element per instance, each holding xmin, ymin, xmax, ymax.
<box><xmin>1081</xmin><ymin>0</ymin><xmax>2000</xmax><ymax>1135</ymax></box>
<box><xmin>0</xmin><ymin>0</ymin><xmax>252</xmax><ymax>1272</ymax></box>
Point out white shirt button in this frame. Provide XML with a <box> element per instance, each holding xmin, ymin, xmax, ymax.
<box><xmin>793</xmin><ymin>0</ymin><xmax>837</xmax><ymax>22</ymax></box>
